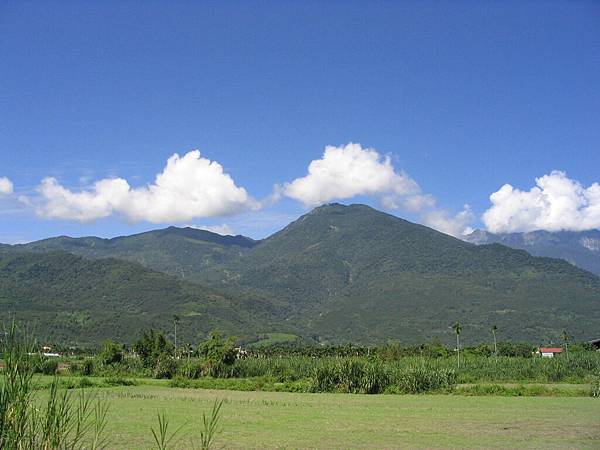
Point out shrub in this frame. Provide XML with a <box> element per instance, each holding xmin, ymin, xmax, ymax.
<box><xmin>81</xmin><ymin>358</ymin><xmax>96</xmax><ymax>376</ymax></box>
<box><xmin>77</xmin><ymin>377</ymin><xmax>96</xmax><ymax>388</ymax></box>
<box><xmin>37</xmin><ymin>358</ymin><xmax>59</xmax><ymax>375</ymax></box>
<box><xmin>99</xmin><ymin>339</ymin><xmax>124</xmax><ymax>366</ymax></box>
<box><xmin>198</xmin><ymin>332</ymin><xmax>237</xmax><ymax>378</ymax></box>
<box><xmin>134</xmin><ymin>329</ymin><xmax>173</xmax><ymax>369</ymax></box>
<box><xmin>497</xmin><ymin>342</ymin><xmax>534</xmax><ymax>358</ymax></box>
<box><xmin>153</xmin><ymin>353</ymin><xmax>178</xmax><ymax>379</ymax></box>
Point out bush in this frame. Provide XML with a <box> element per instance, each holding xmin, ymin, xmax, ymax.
<box><xmin>36</xmin><ymin>358</ymin><xmax>59</xmax><ymax>375</ymax></box>
<box><xmin>153</xmin><ymin>353</ymin><xmax>178</xmax><ymax>379</ymax></box>
<box><xmin>69</xmin><ymin>358</ymin><xmax>96</xmax><ymax>376</ymax></box>
<box><xmin>198</xmin><ymin>332</ymin><xmax>237</xmax><ymax>378</ymax></box>
<box><xmin>81</xmin><ymin>358</ymin><xmax>96</xmax><ymax>376</ymax></box>
<box><xmin>99</xmin><ymin>340</ymin><xmax>124</xmax><ymax>366</ymax></box>
<box><xmin>77</xmin><ymin>377</ymin><xmax>96</xmax><ymax>388</ymax></box>
<box><xmin>497</xmin><ymin>342</ymin><xmax>534</xmax><ymax>358</ymax></box>
<box><xmin>134</xmin><ymin>329</ymin><xmax>173</xmax><ymax>369</ymax></box>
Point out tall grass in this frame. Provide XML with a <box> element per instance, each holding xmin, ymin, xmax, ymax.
<box><xmin>310</xmin><ymin>358</ymin><xmax>456</xmax><ymax>394</ymax></box>
<box><xmin>196</xmin><ymin>399</ymin><xmax>223</xmax><ymax>450</ymax></box>
<box><xmin>229</xmin><ymin>352</ymin><xmax>600</xmax><ymax>386</ymax></box>
<box><xmin>591</xmin><ymin>371</ymin><xmax>600</xmax><ymax>398</ymax></box>
<box><xmin>0</xmin><ymin>322</ymin><xmax>108</xmax><ymax>449</ymax></box>
<box><xmin>151</xmin><ymin>399</ymin><xmax>224</xmax><ymax>450</ymax></box>
<box><xmin>151</xmin><ymin>411</ymin><xmax>184</xmax><ymax>450</ymax></box>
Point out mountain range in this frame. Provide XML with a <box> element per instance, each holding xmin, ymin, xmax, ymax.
<box><xmin>2</xmin><ymin>203</ymin><xmax>600</xmax><ymax>346</ymax></box>
<box><xmin>464</xmin><ymin>229</ymin><xmax>600</xmax><ymax>277</ymax></box>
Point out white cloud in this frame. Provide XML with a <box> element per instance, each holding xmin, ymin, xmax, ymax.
<box><xmin>483</xmin><ymin>171</ymin><xmax>600</xmax><ymax>233</ymax></box>
<box><xmin>186</xmin><ymin>223</ymin><xmax>235</xmax><ymax>236</ymax></box>
<box><xmin>0</xmin><ymin>177</ymin><xmax>13</xmax><ymax>195</ymax></box>
<box><xmin>37</xmin><ymin>177</ymin><xmax>129</xmax><ymax>222</ymax></box>
<box><xmin>282</xmin><ymin>143</ymin><xmax>423</xmax><ymax>207</ymax></box>
<box><xmin>423</xmin><ymin>205</ymin><xmax>474</xmax><ymax>238</ymax></box>
<box><xmin>35</xmin><ymin>150</ymin><xmax>256</xmax><ymax>223</ymax></box>
<box><xmin>282</xmin><ymin>143</ymin><xmax>473</xmax><ymax>237</ymax></box>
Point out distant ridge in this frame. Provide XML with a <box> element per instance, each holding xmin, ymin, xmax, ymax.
<box><xmin>465</xmin><ymin>229</ymin><xmax>600</xmax><ymax>277</ymax></box>
<box><xmin>14</xmin><ymin>226</ymin><xmax>257</xmax><ymax>282</ymax></box>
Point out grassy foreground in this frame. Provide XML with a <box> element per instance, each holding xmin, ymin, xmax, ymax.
<box><xmin>90</xmin><ymin>385</ymin><xmax>599</xmax><ymax>449</ymax></box>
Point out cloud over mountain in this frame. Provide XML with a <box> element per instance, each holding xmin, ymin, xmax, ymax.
<box><xmin>483</xmin><ymin>171</ymin><xmax>600</xmax><ymax>233</ymax></box>
<box><xmin>25</xmin><ymin>144</ymin><xmax>475</xmax><ymax>237</ymax></box>
<box><xmin>282</xmin><ymin>143</ymin><xmax>427</xmax><ymax>208</ymax></box>
<box><xmin>282</xmin><ymin>143</ymin><xmax>472</xmax><ymax>236</ymax></box>
<box><xmin>35</xmin><ymin>151</ymin><xmax>256</xmax><ymax>223</ymax></box>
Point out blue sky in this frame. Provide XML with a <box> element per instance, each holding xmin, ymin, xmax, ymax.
<box><xmin>1</xmin><ymin>1</ymin><xmax>599</xmax><ymax>243</ymax></box>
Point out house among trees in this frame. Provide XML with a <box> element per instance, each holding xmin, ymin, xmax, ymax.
<box><xmin>41</xmin><ymin>345</ymin><xmax>60</xmax><ymax>357</ymax></box>
<box><xmin>538</xmin><ymin>347</ymin><xmax>563</xmax><ymax>358</ymax></box>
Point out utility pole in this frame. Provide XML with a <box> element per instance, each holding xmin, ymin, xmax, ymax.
<box><xmin>453</xmin><ymin>322</ymin><xmax>462</xmax><ymax>369</ymax></box>
<box><xmin>173</xmin><ymin>315</ymin><xmax>180</xmax><ymax>358</ymax></box>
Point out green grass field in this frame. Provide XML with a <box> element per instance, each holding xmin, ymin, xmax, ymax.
<box><xmin>89</xmin><ymin>385</ymin><xmax>599</xmax><ymax>449</ymax></box>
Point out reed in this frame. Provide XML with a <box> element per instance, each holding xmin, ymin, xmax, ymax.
<box><xmin>0</xmin><ymin>322</ymin><xmax>108</xmax><ymax>449</ymax></box>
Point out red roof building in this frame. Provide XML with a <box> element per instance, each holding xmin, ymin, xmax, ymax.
<box><xmin>538</xmin><ymin>347</ymin><xmax>563</xmax><ymax>357</ymax></box>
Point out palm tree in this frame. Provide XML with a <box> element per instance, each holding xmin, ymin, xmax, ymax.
<box><xmin>173</xmin><ymin>315</ymin><xmax>180</xmax><ymax>358</ymax></box>
<box><xmin>561</xmin><ymin>329</ymin><xmax>571</xmax><ymax>359</ymax></box>
<box><xmin>491</xmin><ymin>325</ymin><xmax>498</xmax><ymax>357</ymax></box>
<box><xmin>452</xmin><ymin>322</ymin><xmax>462</xmax><ymax>369</ymax></box>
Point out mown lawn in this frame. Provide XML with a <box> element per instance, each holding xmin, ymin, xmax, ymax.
<box><xmin>89</xmin><ymin>385</ymin><xmax>599</xmax><ymax>449</ymax></box>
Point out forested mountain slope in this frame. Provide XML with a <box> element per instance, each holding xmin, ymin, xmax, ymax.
<box><xmin>0</xmin><ymin>250</ymin><xmax>272</xmax><ymax>346</ymax></box>
<box><xmin>5</xmin><ymin>204</ymin><xmax>600</xmax><ymax>345</ymax></box>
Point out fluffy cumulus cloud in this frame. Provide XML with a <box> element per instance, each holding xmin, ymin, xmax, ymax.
<box><xmin>282</xmin><ymin>143</ymin><xmax>473</xmax><ymax>236</ymax></box>
<box><xmin>35</xmin><ymin>151</ymin><xmax>256</xmax><ymax>223</ymax></box>
<box><xmin>283</xmin><ymin>143</ymin><xmax>426</xmax><ymax>207</ymax></box>
<box><xmin>483</xmin><ymin>171</ymin><xmax>600</xmax><ymax>233</ymax></box>
<box><xmin>0</xmin><ymin>176</ymin><xmax>14</xmax><ymax>195</ymax></box>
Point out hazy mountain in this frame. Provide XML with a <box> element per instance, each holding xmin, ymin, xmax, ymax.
<box><xmin>465</xmin><ymin>229</ymin><xmax>600</xmax><ymax>277</ymax></box>
<box><xmin>5</xmin><ymin>204</ymin><xmax>600</xmax><ymax>345</ymax></box>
